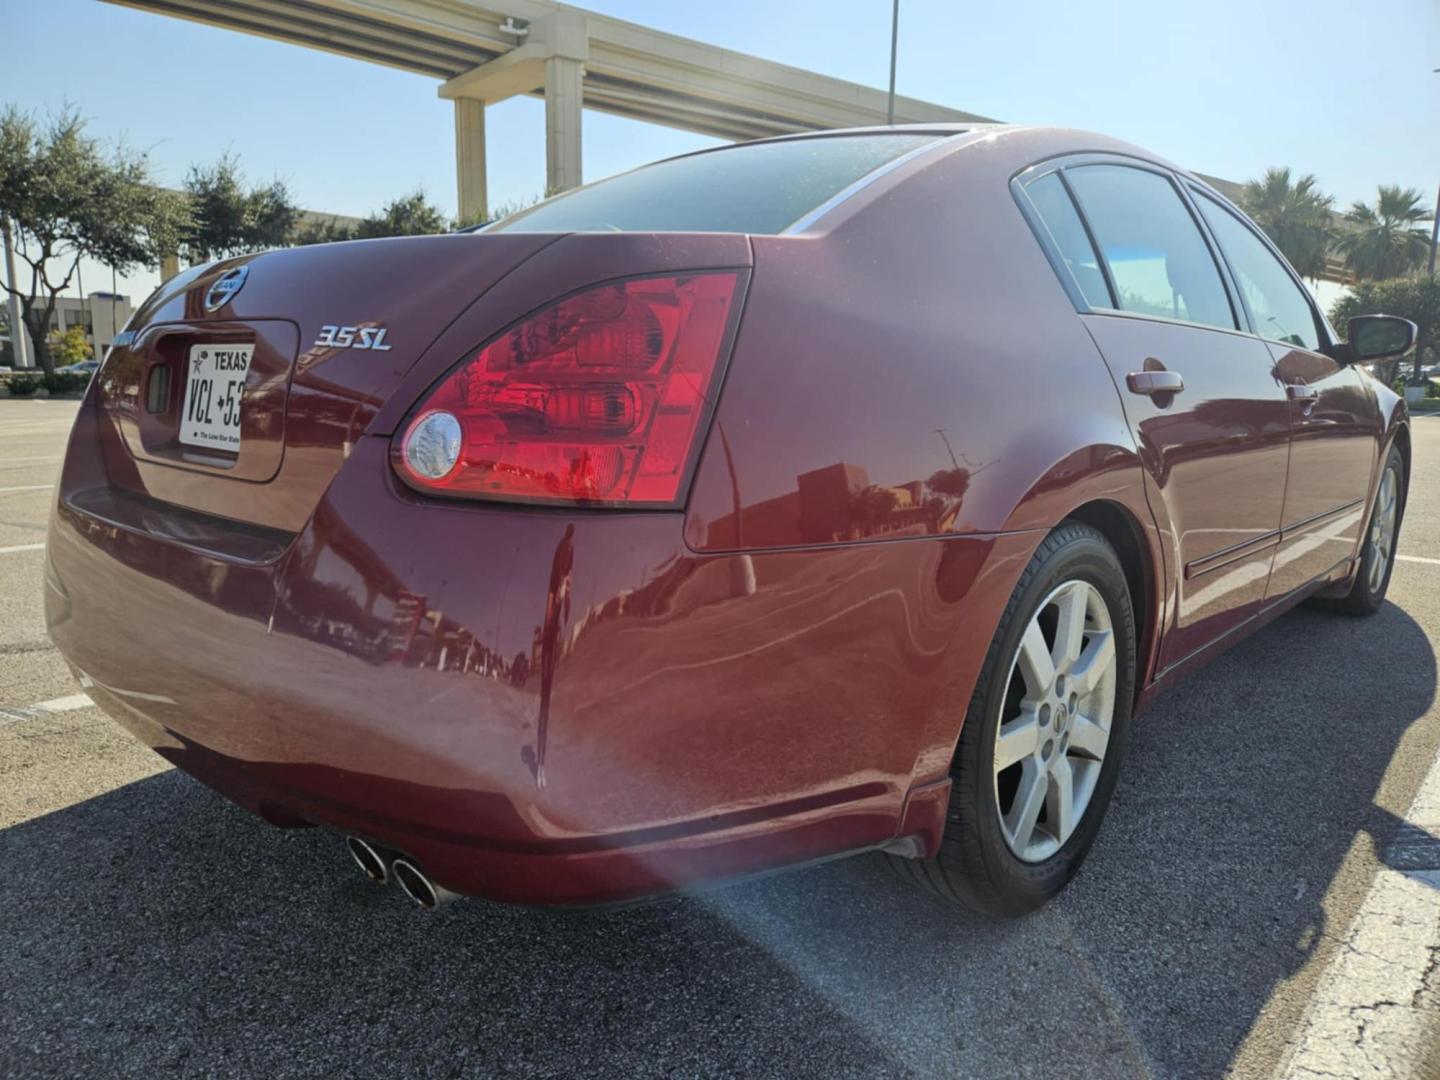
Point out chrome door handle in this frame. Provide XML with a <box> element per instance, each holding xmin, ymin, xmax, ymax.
<box><xmin>1126</xmin><ymin>370</ymin><xmax>1185</xmax><ymax>396</ymax></box>
<box><xmin>1286</xmin><ymin>383</ymin><xmax>1319</xmax><ymax>403</ymax></box>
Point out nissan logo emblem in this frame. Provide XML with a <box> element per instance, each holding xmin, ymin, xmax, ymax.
<box><xmin>203</xmin><ymin>266</ymin><xmax>249</xmax><ymax>313</ymax></box>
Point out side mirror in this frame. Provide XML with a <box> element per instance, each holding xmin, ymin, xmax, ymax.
<box><xmin>1342</xmin><ymin>314</ymin><xmax>1417</xmax><ymax>363</ymax></box>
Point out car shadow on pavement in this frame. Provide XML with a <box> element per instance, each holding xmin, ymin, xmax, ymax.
<box><xmin>1</xmin><ymin>602</ymin><xmax>1435</xmax><ymax>1079</ymax></box>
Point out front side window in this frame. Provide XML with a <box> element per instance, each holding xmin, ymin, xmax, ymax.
<box><xmin>488</xmin><ymin>133</ymin><xmax>942</xmax><ymax>236</ymax></box>
<box><xmin>1065</xmin><ymin>165</ymin><xmax>1235</xmax><ymax>331</ymax></box>
<box><xmin>1023</xmin><ymin>172</ymin><xmax>1112</xmax><ymax>309</ymax></box>
<box><xmin>1195</xmin><ymin>194</ymin><xmax>1321</xmax><ymax>350</ymax></box>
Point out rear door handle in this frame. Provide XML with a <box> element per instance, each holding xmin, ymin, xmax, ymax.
<box><xmin>1286</xmin><ymin>383</ymin><xmax>1319</xmax><ymax>403</ymax></box>
<box><xmin>1126</xmin><ymin>370</ymin><xmax>1185</xmax><ymax>396</ymax></box>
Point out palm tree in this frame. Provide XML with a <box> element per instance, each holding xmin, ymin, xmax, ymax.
<box><xmin>1336</xmin><ymin>185</ymin><xmax>1434</xmax><ymax>281</ymax></box>
<box><xmin>1239</xmin><ymin>168</ymin><xmax>1334</xmax><ymax>280</ymax></box>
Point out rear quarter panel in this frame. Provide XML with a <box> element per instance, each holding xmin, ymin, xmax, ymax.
<box><xmin>684</xmin><ymin>132</ymin><xmax>1152</xmax><ymax>553</ymax></box>
<box><xmin>683</xmin><ymin>127</ymin><xmax>1171</xmax><ymax>728</ymax></box>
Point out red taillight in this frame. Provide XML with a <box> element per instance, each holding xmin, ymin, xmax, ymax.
<box><xmin>393</xmin><ymin>272</ymin><xmax>742</xmax><ymax>507</ymax></box>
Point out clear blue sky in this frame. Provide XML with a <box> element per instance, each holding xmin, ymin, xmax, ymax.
<box><xmin>4</xmin><ymin>0</ymin><xmax>1438</xmax><ymax>302</ymax></box>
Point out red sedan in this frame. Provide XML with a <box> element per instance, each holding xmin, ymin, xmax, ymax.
<box><xmin>46</xmin><ymin>126</ymin><xmax>1414</xmax><ymax>914</ymax></box>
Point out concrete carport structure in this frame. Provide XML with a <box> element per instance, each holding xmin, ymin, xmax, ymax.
<box><xmin>103</xmin><ymin>0</ymin><xmax>1358</xmax><ymax>286</ymax></box>
<box><xmin>106</xmin><ymin>0</ymin><xmax>994</xmax><ymax>222</ymax></box>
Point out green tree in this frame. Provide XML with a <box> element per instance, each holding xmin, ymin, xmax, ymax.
<box><xmin>294</xmin><ymin>215</ymin><xmax>356</xmax><ymax>246</ymax></box>
<box><xmin>355</xmin><ymin>191</ymin><xmax>450</xmax><ymax>238</ymax></box>
<box><xmin>469</xmin><ymin>192</ymin><xmax>544</xmax><ymax>230</ymax></box>
<box><xmin>1335</xmin><ymin>185</ymin><xmax>1434</xmax><ymax>282</ymax></box>
<box><xmin>1238</xmin><ymin>167</ymin><xmax>1334</xmax><ymax>280</ymax></box>
<box><xmin>849</xmin><ymin>484</ymin><xmax>900</xmax><ymax>532</ymax></box>
<box><xmin>181</xmin><ymin>153</ymin><xmax>297</xmax><ymax>262</ymax></box>
<box><xmin>49</xmin><ymin>324</ymin><xmax>93</xmax><ymax>366</ymax></box>
<box><xmin>0</xmin><ymin>106</ymin><xmax>182</xmax><ymax>373</ymax></box>
<box><xmin>926</xmin><ymin>466</ymin><xmax>971</xmax><ymax>501</ymax></box>
<box><xmin>1330</xmin><ymin>275</ymin><xmax>1440</xmax><ymax>386</ymax></box>
<box><xmin>296</xmin><ymin>191</ymin><xmax>454</xmax><ymax>245</ymax></box>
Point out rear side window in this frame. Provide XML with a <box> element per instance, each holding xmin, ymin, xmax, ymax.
<box><xmin>1194</xmin><ymin>194</ymin><xmax>1321</xmax><ymax>350</ymax></box>
<box><xmin>1023</xmin><ymin>172</ymin><xmax>1112</xmax><ymax>309</ymax></box>
<box><xmin>1065</xmin><ymin>165</ymin><xmax>1235</xmax><ymax>331</ymax></box>
<box><xmin>488</xmin><ymin>133</ymin><xmax>941</xmax><ymax>235</ymax></box>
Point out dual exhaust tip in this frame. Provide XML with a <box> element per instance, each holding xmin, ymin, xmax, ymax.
<box><xmin>344</xmin><ymin>835</ymin><xmax>453</xmax><ymax>910</ymax></box>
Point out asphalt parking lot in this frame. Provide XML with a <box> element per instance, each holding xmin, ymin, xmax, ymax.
<box><xmin>3</xmin><ymin>398</ymin><xmax>1439</xmax><ymax>1079</ymax></box>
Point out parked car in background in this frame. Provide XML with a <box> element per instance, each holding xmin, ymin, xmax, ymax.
<box><xmin>46</xmin><ymin>126</ymin><xmax>1414</xmax><ymax>915</ymax></box>
<box><xmin>55</xmin><ymin>360</ymin><xmax>100</xmax><ymax>376</ymax></box>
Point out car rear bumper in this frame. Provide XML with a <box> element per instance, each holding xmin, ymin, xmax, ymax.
<box><xmin>46</xmin><ymin>403</ymin><xmax>1031</xmax><ymax>905</ymax></box>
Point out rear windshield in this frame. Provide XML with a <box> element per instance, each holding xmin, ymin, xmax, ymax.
<box><xmin>489</xmin><ymin>132</ymin><xmax>943</xmax><ymax>235</ymax></box>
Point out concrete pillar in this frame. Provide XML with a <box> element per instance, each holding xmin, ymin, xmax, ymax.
<box><xmin>454</xmin><ymin>98</ymin><xmax>488</xmax><ymax>225</ymax></box>
<box><xmin>2</xmin><ymin>214</ymin><xmax>31</xmax><ymax>369</ymax></box>
<box><xmin>544</xmin><ymin>55</ymin><xmax>583</xmax><ymax>194</ymax></box>
<box><xmin>160</xmin><ymin>253</ymin><xmax>181</xmax><ymax>281</ymax></box>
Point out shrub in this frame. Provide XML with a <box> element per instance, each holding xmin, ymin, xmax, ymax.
<box><xmin>48</xmin><ymin>326</ymin><xmax>94</xmax><ymax>367</ymax></box>
<box><xmin>1330</xmin><ymin>276</ymin><xmax>1440</xmax><ymax>387</ymax></box>
<box><xmin>40</xmin><ymin>371</ymin><xmax>90</xmax><ymax>396</ymax></box>
<box><xmin>6</xmin><ymin>372</ymin><xmax>40</xmax><ymax>396</ymax></box>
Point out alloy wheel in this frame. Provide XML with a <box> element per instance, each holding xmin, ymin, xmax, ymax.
<box><xmin>993</xmin><ymin>579</ymin><xmax>1117</xmax><ymax>863</ymax></box>
<box><xmin>1367</xmin><ymin>464</ymin><xmax>1399</xmax><ymax>594</ymax></box>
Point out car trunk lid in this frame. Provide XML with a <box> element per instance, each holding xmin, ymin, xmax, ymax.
<box><xmin>89</xmin><ymin>233</ymin><xmax>560</xmax><ymax>535</ymax></box>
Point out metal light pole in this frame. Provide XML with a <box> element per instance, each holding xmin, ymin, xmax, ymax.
<box><xmin>886</xmin><ymin>0</ymin><xmax>900</xmax><ymax>125</ymax></box>
<box><xmin>934</xmin><ymin>427</ymin><xmax>959</xmax><ymax>469</ymax></box>
<box><xmin>1429</xmin><ymin>180</ymin><xmax>1438</xmax><ymax>277</ymax></box>
<box><xmin>76</xmin><ymin>261</ymin><xmax>88</xmax><ymax>355</ymax></box>
<box><xmin>1431</xmin><ymin>69</ymin><xmax>1439</xmax><ymax>276</ymax></box>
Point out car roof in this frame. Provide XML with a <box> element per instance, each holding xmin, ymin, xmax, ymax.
<box><xmin>646</xmin><ymin>124</ymin><xmax>1200</xmax><ymax>203</ymax></box>
<box><xmin>759</xmin><ymin>123</ymin><xmax>1187</xmax><ymax>175</ymax></box>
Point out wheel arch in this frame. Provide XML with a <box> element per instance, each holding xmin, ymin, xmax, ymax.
<box><xmin>1062</xmin><ymin>498</ymin><xmax>1161</xmax><ymax>707</ymax></box>
<box><xmin>1386</xmin><ymin>418</ymin><xmax>1412</xmax><ymax>541</ymax></box>
<box><xmin>1372</xmin><ymin>413</ymin><xmax>1411</xmax><ymax>543</ymax></box>
<box><xmin>1391</xmin><ymin>419</ymin><xmax>1411</xmax><ymax>485</ymax></box>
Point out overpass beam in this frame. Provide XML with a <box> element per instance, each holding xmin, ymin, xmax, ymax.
<box><xmin>438</xmin><ymin>42</ymin><xmax>549</xmax><ymax>104</ymax></box>
<box><xmin>454</xmin><ymin>98</ymin><xmax>488</xmax><ymax>224</ymax></box>
<box><xmin>438</xmin><ymin>11</ymin><xmax>588</xmax><ymax>200</ymax></box>
<box><xmin>544</xmin><ymin>55</ymin><xmax>583</xmax><ymax>194</ymax></box>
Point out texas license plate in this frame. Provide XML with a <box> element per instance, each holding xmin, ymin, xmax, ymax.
<box><xmin>179</xmin><ymin>343</ymin><xmax>254</xmax><ymax>451</ymax></box>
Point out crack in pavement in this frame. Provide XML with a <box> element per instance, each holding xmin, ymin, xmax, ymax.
<box><xmin>1276</xmin><ymin>747</ymin><xmax>1440</xmax><ymax>1078</ymax></box>
<box><xmin>0</xmin><ymin>641</ymin><xmax>58</xmax><ymax>658</ymax></box>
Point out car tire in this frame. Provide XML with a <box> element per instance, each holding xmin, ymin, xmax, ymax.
<box><xmin>1311</xmin><ymin>445</ymin><xmax>1406</xmax><ymax>618</ymax></box>
<box><xmin>890</xmin><ymin>522</ymin><xmax>1137</xmax><ymax>917</ymax></box>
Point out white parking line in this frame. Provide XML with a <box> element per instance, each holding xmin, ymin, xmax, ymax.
<box><xmin>0</xmin><ymin>484</ymin><xmax>53</xmax><ymax>494</ymax></box>
<box><xmin>0</xmin><ymin>692</ymin><xmax>92</xmax><ymax>726</ymax></box>
<box><xmin>1396</xmin><ymin>554</ymin><xmax>1440</xmax><ymax>566</ymax></box>
<box><xmin>0</xmin><ymin>543</ymin><xmax>44</xmax><ymax>555</ymax></box>
<box><xmin>1276</xmin><ymin>745</ymin><xmax>1440</xmax><ymax>1078</ymax></box>
<box><xmin>0</xmin><ymin>455</ymin><xmax>63</xmax><ymax>464</ymax></box>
